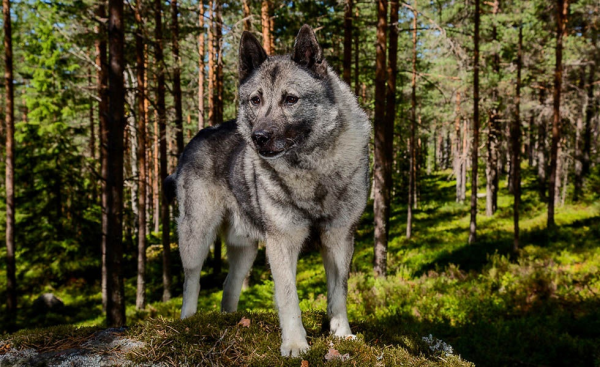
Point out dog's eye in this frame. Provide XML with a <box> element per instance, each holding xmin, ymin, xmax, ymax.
<box><xmin>250</xmin><ymin>96</ymin><xmax>261</xmax><ymax>106</ymax></box>
<box><xmin>285</xmin><ymin>96</ymin><xmax>298</xmax><ymax>105</ymax></box>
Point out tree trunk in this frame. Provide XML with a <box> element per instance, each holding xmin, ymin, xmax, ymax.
<box><xmin>548</xmin><ymin>0</ymin><xmax>568</xmax><ymax>229</ymax></box>
<box><xmin>269</xmin><ymin>4</ymin><xmax>275</xmax><ymax>54</ymax></box>
<box><xmin>198</xmin><ymin>0</ymin><xmax>205</xmax><ymax>130</ymax></box>
<box><xmin>468</xmin><ymin>0</ymin><xmax>480</xmax><ymax>244</ymax></box>
<box><xmin>354</xmin><ymin>7</ymin><xmax>360</xmax><ymax>96</ymax></box>
<box><xmin>343</xmin><ymin>0</ymin><xmax>353</xmax><ymax>85</ymax></box>
<box><xmin>213</xmin><ymin>0</ymin><xmax>224</xmax><ymax>275</ymax></box>
<box><xmin>511</xmin><ymin>25</ymin><xmax>522</xmax><ymax>251</ymax></box>
<box><xmin>134</xmin><ymin>0</ymin><xmax>147</xmax><ymax>310</ymax></box>
<box><xmin>554</xmin><ymin>139</ymin><xmax>563</xmax><ymax>205</ymax></box>
<box><xmin>153</xmin><ymin>110</ymin><xmax>160</xmax><ymax>233</ymax></box>
<box><xmin>528</xmin><ymin>114</ymin><xmax>534</xmax><ymax>167</ymax></box>
<box><xmin>407</xmin><ymin>0</ymin><xmax>417</xmax><ymax>239</ymax></box>
<box><xmin>373</xmin><ymin>0</ymin><xmax>388</xmax><ymax>277</ymax></box>
<box><xmin>96</xmin><ymin>2</ymin><xmax>109</xmax><ymax>314</ymax></box>
<box><xmin>4</xmin><ymin>0</ymin><xmax>17</xmax><ymax>319</ymax></box>
<box><xmin>155</xmin><ymin>0</ymin><xmax>172</xmax><ymax>302</ymax></box>
<box><xmin>106</xmin><ymin>0</ymin><xmax>126</xmax><ymax>327</ymax></box>
<box><xmin>461</xmin><ymin>121</ymin><xmax>468</xmax><ymax>201</ymax></box>
<box><xmin>582</xmin><ymin>31</ymin><xmax>597</xmax><ymax>179</ymax></box>
<box><xmin>207</xmin><ymin>1</ymin><xmax>215</xmax><ymax>126</ymax></box>
<box><xmin>454</xmin><ymin>91</ymin><xmax>462</xmax><ymax>202</ymax></box>
<box><xmin>172</xmin><ymin>0</ymin><xmax>184</xmax><ymax>157</ymax></box>
<box><xmin>216</xmin><ymin>1</ymin><xmax>223</xmax><ymax>126</ymax></box>
<box><xmin>574</xmin><ymin>66</ymin><xmax>586</xmax><ymax>201</ymax></box>
<box><xmin>242</xmin><ymin>0</ymin><xmax>251</xmax><ymax>31</ymax></box>
<box><xmin>485</xmin><ymin>0</ymin><xmax>500</xmax><ymax>217</ymax></box>
<box><xmin>261</xmin><ymin>1</ymin><xmax>271</xmax><ymax>55</ymax></box>
<box><xmin>385</xmin><ymin>0</ymin><xmax>398</xmax><ymax>197</ymax></box>
<box><xmin>89</xmin><ymin>75</ymin><xmax>96</xmax><ymax>160</ymax></box>
<box><xmin>536</xmin><ymin>88</ymin><xmax>547</xmax><ymax>198</ymax></box>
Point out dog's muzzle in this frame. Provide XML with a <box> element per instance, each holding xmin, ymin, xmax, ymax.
<box><xmin>252</xmin><ymin>129</ymin><xmax>288</xmax><ymax>159</ymax></box>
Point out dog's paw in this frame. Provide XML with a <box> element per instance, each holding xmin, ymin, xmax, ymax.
<box><xmin>280</xmin><ymin>339</ymin><xmax>310</xmax><ymax>357</ymax></box>
<box><xmin>330</xmin><ymin>317</ymin><xmax>353</xmax><ymax>338</ymax></box>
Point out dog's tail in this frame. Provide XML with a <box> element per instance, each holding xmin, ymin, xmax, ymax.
<box><xmin>163</xmin><ymin>173</ymin><xmax>177</xmax><ymax>204</ymax></box>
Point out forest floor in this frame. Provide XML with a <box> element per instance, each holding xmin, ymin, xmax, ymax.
<box><xmin>1</xmin><ymin>169</ymin><xmax>599</xmax><ymax>366</ymax></box>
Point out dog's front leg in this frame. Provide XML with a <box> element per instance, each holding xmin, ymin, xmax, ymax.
<box><xmin>266</xmin><ymin>229</ymin><xmax>309</xmax><ymax>357</ymax></box>
<box><xmin>321</xmin><ymin>226</ymin><xmax>354</xmax><ymax>338</ymax></box>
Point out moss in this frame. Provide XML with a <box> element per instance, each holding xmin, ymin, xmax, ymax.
<box><xmin>126</xmin><ymin>310</ymin><xmax>473</xmax><ymax>366</ymax></box>
<box><xmin>2</xmin><ymin>324</ymin><xmax>101</xmax><ymax>353</ymax></box>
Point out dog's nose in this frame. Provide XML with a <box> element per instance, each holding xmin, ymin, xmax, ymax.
<box><xmin>252</xmin><ymin>129</ymin><xmax>272</xmax><ymax>148</ymax></box>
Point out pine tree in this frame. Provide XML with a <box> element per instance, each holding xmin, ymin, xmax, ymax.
<box><xmin>106</xmin><ymin>0</ymin><xmax>126</xmax><ymax>327</ymax></box>
<box><xmin>469</xmin><ymin>0</ymin><xmax>481</xmax><ymax>244</ymax></box>
<box><xmin>373</xmin><ymin>0</ymin><xmax>388</xmax><ymax>277</ymax></box>
<box><xmin>3</xmin><ymin>0</ymin><xmax>17</xmax><ymax>320</ymax></box>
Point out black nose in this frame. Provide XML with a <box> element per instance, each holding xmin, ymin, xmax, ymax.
<box><xmin>252</xmin><ymin>129</ymin><xmax>272</xmax><ymax>148</ymax></box>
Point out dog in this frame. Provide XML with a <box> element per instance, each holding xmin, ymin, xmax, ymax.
<box><xmin>168</xmin><ymin>24</ymin><xmax>370</xmax><ymax>357</ymax></box>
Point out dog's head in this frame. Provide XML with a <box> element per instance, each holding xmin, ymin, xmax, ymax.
<box><xmin>237</xmin><ymin>25</ymin><xmax>341</xmax><ymax>161</ymax></box>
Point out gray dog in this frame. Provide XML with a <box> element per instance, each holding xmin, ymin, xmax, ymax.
<box><xmin>169</xmin><ymin>25</ymin><xmax>370</xmax><ymax>357</ymax></box>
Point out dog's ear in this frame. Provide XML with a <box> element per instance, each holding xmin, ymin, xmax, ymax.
<box><xmin>239</xmin><ymin>31</ymin><xmax>268</xmax><ymax>82</ymax></box>
<box><xmin>292</xmin><ymin>24</ymin><xmax>327</xmax><ymax>77</ymax></box>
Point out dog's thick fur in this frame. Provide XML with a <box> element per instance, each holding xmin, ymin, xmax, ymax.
<box><xmin>171</xmin><ymin>25</ymin><xmax>370</xmax><ymax>357</ymax></box>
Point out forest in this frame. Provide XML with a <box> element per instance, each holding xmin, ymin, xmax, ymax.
<box><xmin>1</xmin><ymin>0</ymin><xmax>599</xmax><ymax>365</ymax></box>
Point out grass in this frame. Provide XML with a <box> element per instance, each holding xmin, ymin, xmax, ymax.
<box><xmin>2</xmin><ymin>168</ymin><xmax>600</xmax><ymax>366</ymax></box>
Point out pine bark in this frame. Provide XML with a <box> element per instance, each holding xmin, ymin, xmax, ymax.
<box><xmin>373</xmin><ymin>0</ymin><xmax>388</xmax><ymax>277</ymax></box>
<box><xmin>269</xmin><ymin>5</ymin><xmax>274</xmax><ymax>53</ymax></box>
<box><xmin>485</xmin><ymin>0</ymin><xmax>500</xmax><ymax>216</ymax></box>
<box><xmin>511</xmin><ymin>25</ymin><xmax>523</xmax><ymax>251</ymax></box>
<box><xmin>536</xmin><ymin>88</ymin><xmax>547</xmax><ymax>198</ymax></box>
<box><xmin>469</xmin><ymin>0</ymin><xmax>481</xmax><ymax>244</ymax></box>
<box><xmin>213</xmin><ymin>0</ymin><xmax>224</xmax><ymax>275</ymax></box>
<box><xmin>172</xmin><ymin>0</ymin><xmax>183</xmax><ymax>157</ymax></box>
<box><xmin>135</xmin><ymin>0</ymin><xmax>147</xmax><ymax>310</ymax></box>
<box><xmin>216</xmin><ymin>1</ymin><xmax>223</xmax><ymax>125</ymax></box>
<box><xmin>89</xmin><ymin>75</ymin><xmax>96</xmax><ymax>160</ymax></box>
<box><xmin>198</xmin><ymin>0</ymin><xmax>205</xmax><ymax>129</ymax></box>
<box><xmin>4</xmin><ymin>0</ymin><xmax>17</xmax><ymax>318</ymax></box>
<box><xmin>155</xmin><ymin>0</ymin><xmax>172</xmax><ymax>301</ymax></box>
<box><xmin>153</xmin><ymin>110</ymin><xmax>160</xmax><ymax>233</ymax></box>
<box><xmin>582</xmin><ymin>31</ymin><xmax>597</xmax><ymax>180</ymax></box>
<box><xmin>261</xmin><ymin>1</ymin><xmax>271</xmax><ymax>55</ymax></box>
<box><xmin>343</xmin><ymin>0</ymin><xmax>353</xmax><ymax>85</ymax></box>
<box><xmin>407</xmin><ymin>0</ymin><xmax>418</xmax><ymax>238</ymax></box>
<box><xmin>385</xmin><ymin>0</ymin><xmax>398</xmax><ymax>196</ymax></box>
<box><xmin>242</xmin><ymin>0</ymin><xmax>251</xmax><ymax>31</ymax></box>
<box><xmin>574</xmin><ymin>67</ymin><xmax>585</xmax><ymax>201</ymax></box>
<box><xmin>106</xmin><ymin>0</ymin><xmax>126</xmax><ymax>327</ymax></box>
<box><xmin>548</xmin><ymin>0</ymin><xmax>568</xmax><ymax>229</ymax></box>
<box><xmin>454</xmin><ymin>91</ymin><xmax>463</xmax><ymax>202</ymax></box>
<box><xmin>354</xmin><ymin>7</ymin><xmax>360</xmax><ymax>96</ymax></box>
<box><xmin>461</xmin><ymin>120</ymin><xmax>468</xmax><ymax>200</ymax></box>
<box><xmin>207</xmin><ymin>1</ymin><xmax>215</xmax><ymax>126</ymax></box>
<box><xmin>96</xmin><ymin>2</ymin><xmax>109</xmax><ymax>314</ymax></box>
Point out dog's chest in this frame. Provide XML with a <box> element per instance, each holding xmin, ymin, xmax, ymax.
<box><xmin>281</xmin><ymin>171</ymin><xmax>343</xmax><ymax>219</ymax></box>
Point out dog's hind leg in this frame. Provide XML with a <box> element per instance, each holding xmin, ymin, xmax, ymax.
<box><xmin>178</xmin><ymin>180</ymin><xmax>223</xmax><ymax>320</ymax></box>
<box><xmin>321</xmin><ymin>226</ymin><xmax>355</xmax><ymax>338</ymax></box>
<box><xmin>221</xmin><ymin>239</ymin><xmax>258</xmax><ymax>312</ymax></box>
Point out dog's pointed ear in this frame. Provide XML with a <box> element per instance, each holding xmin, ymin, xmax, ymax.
<box><xmin>239</xmin><ymin>31</ymin><xmax>268</xmax><ymax>82</ymax></box>
<box><xmin>292</xmin><ymin>24</ymin><xmax>327</xmax><ymax>76</ymax></box>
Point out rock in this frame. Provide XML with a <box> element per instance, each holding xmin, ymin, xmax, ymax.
<box><xmin>33</xmin><ymin>293</ymin><xmax>64</xmax><ymax>312</ymax></box>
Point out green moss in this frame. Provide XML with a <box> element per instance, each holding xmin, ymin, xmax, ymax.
<box><xmin>126</xmin><ymin>311</ymin><xmax>473</xmax><ymax>366</ymax></box>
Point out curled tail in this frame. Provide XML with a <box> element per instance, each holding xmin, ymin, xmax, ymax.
<box><xmin>163</xmin><ymin>174</ymin><xmax>177</xmax><ymax>204</ymax></box>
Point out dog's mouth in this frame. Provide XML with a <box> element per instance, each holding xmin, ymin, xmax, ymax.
<box><xmin>257</xmin><ymin>138</ymin><xmax>298</xmax><ymax>160</ymax></box>
<box><xmin>258</xmin><ymin>149</ymin><xmax>286</xmax><ymax>159</ymax></box>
